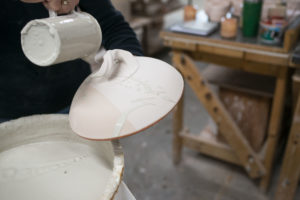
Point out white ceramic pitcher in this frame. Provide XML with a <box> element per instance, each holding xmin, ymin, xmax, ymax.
<box><xmin>21</xmin><ymin>10</ymin><xmax>102</xmax><ymax>66</ymax></box>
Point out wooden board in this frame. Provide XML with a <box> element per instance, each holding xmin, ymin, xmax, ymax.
<box><xmin>292</xmin><ymin>69</ymin><xmax>300</xmax><ymax>111</ymax></box>
<box><xmin>219</xmin><ymin>88</ymin><xmax>271</xmax><ymax>152</ymax></box>
<box><xmin>275</xmin><ymin>93</ymin><xmax>300</xmax><ymax>200</ymax></box>
<box><xmin>260</xmin><ymin>67</ymin><xmax>288</xmax><ymax>191</ymax></box>
<box><xmin>191</xmin><ymin>52</ymin><xmax>281</xmax><ymax>77</ymax></box>
<box><xmin>161</xmin><ymin>31</ymin><xmax>288</xmax><ymax>53</ymax></box>
<box><xmin>202</xmin><ymin>65</ymin><xmax>276</xmax><ymax>98</ymax></box>
<box><xmin>244</xmin><ymin>52</ymin><xmax>289</xmax><ymax>66</ymax></box>
<box><xmin>197</xmin><ymin>44</ymin><xmax>244</xmax><ymax>59</ymax></box>
<box><xmin>284</xmin><ymin>16</ymin><xmax>300</xmax><ymax>52</ymax></box>
<box><xmin>181</xmin><ymin>127</ymin><xmax>241</xmax><ymax>166</ymax></box>
<box><xmin>172</xmin><ymin>95</ymin><xmax>184</xmax><ymax>164</ymax></box>
<box><xmin>202</xmin><ymin>65</ymin><xmax>272</xmax><ymax>152</ymax></box>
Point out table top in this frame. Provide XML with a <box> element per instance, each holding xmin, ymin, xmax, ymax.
<box><xmin>161</xmin><ymin>29</ymin><xmax>289</xmax><ymax>54</ymax></box>
<box><xmin>207</xmin><ymin>28</ymin><xmax>283</xmax><ymax>48</ymax></box>
<box><xmin>161</xmin><ymin>16</ymin><xmax>300</xmax><ymax>68</ymax></box>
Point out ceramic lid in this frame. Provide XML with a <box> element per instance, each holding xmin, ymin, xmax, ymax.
<box><xmin>69</xmin><ymin>49</ymin><xmax>184</xmax><ymax>140</ymax></box>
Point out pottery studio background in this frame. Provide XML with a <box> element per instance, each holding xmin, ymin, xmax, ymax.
<box><xmin>115</xmin><ymin>0</ymin><xmax>300</xmax><ymax>200</ymax></box>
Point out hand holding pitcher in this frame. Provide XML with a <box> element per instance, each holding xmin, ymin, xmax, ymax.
<box><xmin>20</xmin><ymin>0</ymin><xmax>79</xmax><ymax>14</ymax></box>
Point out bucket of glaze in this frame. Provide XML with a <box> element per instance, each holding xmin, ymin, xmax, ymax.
<box><xmin>21</xmin><ymin>10</ymin><xmax>102</xmax><ymax>66</ymax></box>
<box><xmin>0</xmin><ymin>114</ymin><xmax>123</xmax><ymax>200</ymax></box>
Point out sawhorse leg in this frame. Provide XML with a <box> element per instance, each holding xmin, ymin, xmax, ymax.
<box><xmin>260</xmin><ymin>67</ymin><xmax>288</xmax><ymax>191</ymax></box>
<box><xmin>274</xmin><ymin>93</ymin><xmax>300</xmax><ymax>200</ymax></box>
<box><xmin>173</xmin><ymin>94</ymin><xmax>184</xmax><ymax>164</ymax></box>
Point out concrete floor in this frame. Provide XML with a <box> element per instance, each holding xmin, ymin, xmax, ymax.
<box><xmin>120</xmin><ymin>51</ymin><xmax>300</xmax><ymax>200</ymax></box>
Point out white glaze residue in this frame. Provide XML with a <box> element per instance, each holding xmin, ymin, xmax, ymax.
<box><xmin>21</xmin><ymin>11</ymin><xmax>102</xmax><ymax>66</ymax></box>
<box><xmin>0</xmin><ymin>141</ymin><xmax>112</xmax><ymax>200</ymax></box>
<box><xmin>91</xmin><ymin>51</ymin><xmax>181</xmax><ymax>138</ymax></box>
<box><xmin>0</xmin><ymin>114</ymin><xmax>124</xmax><ymax>200</ymax></box>
<box><xmin>69</xmin><ymin>50</ymin><xmax>184</xmax><ymax>140</ymax></box>
<box><xmin>21</xmin><ymin>22</ymin><xmax>59</xmax><ymax>66</ymax></box>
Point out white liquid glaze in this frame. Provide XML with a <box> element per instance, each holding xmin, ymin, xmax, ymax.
<box><xmin>0</xmin><ymin>115</ymin><xmax>124</xmax><ymax>200</ymax></box>
<box><xmin>21</xmin><ymin>22</ymin><xmax>60</xmax><ymax>66</ymax></box>
<box><xmin>0</xmin><ymin>141</ymin><xmax>112</xmax><ymax>200</ymax></box>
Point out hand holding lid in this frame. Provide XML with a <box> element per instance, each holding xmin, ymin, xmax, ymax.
<box><xmin>69</xmin><ymin>49</ymin><xmax>184</xmax><ymax>140</ymax></box>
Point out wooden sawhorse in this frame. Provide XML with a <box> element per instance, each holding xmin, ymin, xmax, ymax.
<box><xmin>161</xmin><ymin>17</ymin><xmax>300</xmax><ymax>193</ymax></box>
<box><xmin>171</xmin><ymin>51</ymin><xmax>288</xmax><ymax>191</ymax></box>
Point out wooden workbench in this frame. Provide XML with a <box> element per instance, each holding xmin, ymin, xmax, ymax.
<box><xmin>160</xmin><ymin>23</ymin><xmax>300</xmax><ymax>192</ymax></box>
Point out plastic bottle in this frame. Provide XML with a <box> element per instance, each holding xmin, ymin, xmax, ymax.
<box><xmin>242</xmin><ymin>0</ymin><xmax>262</xmax><ymax>37</ymax></box>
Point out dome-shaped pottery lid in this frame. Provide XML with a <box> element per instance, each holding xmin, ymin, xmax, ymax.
<box><xmin>69</xmin><ymin>50</ymin><xmax>184</xmax><ymax>140</ymax></box>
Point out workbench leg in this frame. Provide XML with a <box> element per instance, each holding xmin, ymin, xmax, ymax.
<box><xmin>173</xmin><ymin>94</ymin><xmax>184</xmax><ymax>164</ymax></box>
<box><xmin>274</xmin><ymin>93</ymin><xmax>300</xmax><ymax>200</ymax></box>
<box><xmin>173</xmin><ymin>52</ymin><xmax>265</xmax><ymax>178</ymax></box>
<box><xmin>260</xmin><ymin>67</ymin><xmax>288</xmax><ymax>191</ymax></box>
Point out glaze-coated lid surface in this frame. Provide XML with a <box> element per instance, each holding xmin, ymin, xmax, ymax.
<box><xmin>69</xmin><ymin>50</ymin><xmax>184</xmax><ymax>140</ymax></box>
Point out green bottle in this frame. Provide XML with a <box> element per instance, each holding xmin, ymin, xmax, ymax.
<box><xmin>242</xmin><ymin>0</ymin><xmax>262</xmax><ymax>37</ymax></box>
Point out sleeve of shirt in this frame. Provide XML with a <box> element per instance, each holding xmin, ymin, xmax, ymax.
<box><xmin>78</xmin><ymin>0</ymin><xmax>143</xmax><ymax>56</ymax></box>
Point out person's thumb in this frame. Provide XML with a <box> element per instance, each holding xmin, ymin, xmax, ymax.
<box><xmin>43</xmin><ymin>0</ymin><xmax>61</xmax><ymax>12</ymax></box>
